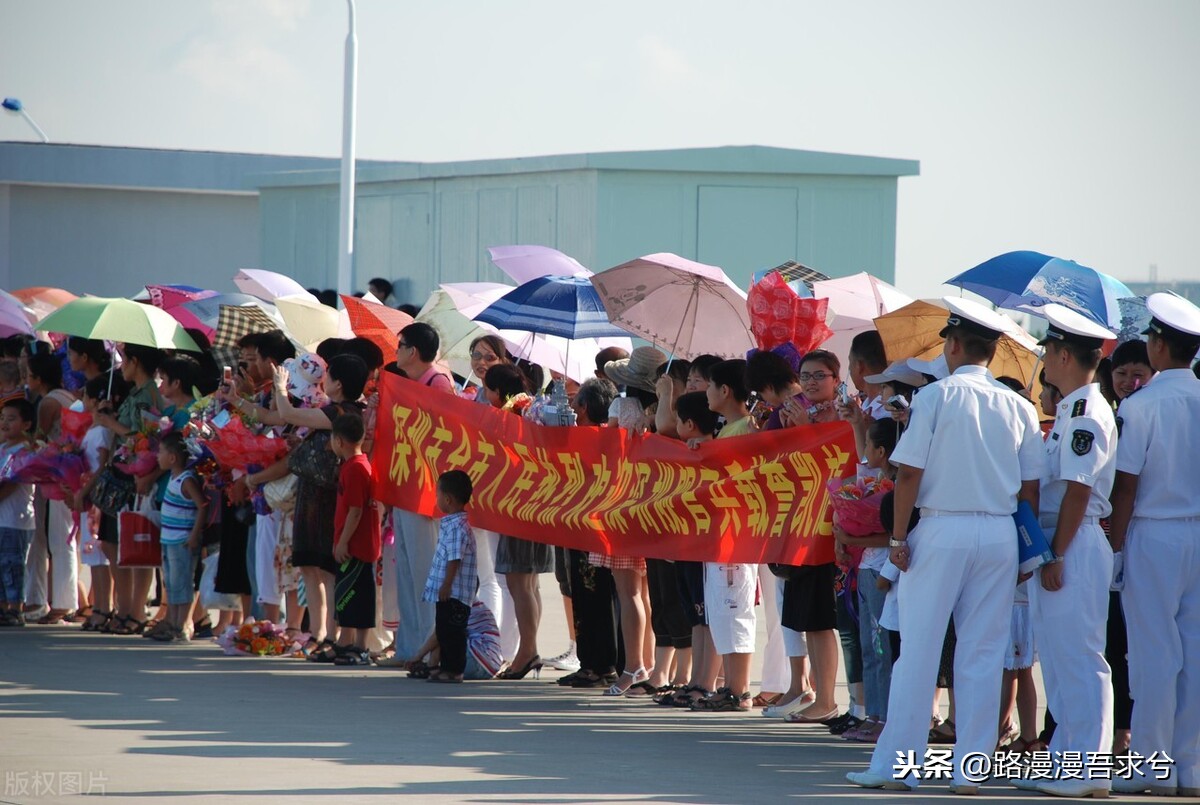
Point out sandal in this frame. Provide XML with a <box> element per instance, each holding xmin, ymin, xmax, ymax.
<box><xmin>36</xmin><ymin>609</ymin><xmax>72</xmax><ymax>625</ymax></box>
<box><xmin>111</xmin><ymin>616</ymin><xmax>146</xmax><ymax>636</ymax></box>
<box><xmin>567</xmin><ymin>670</ymin><xmax>618</xmax><ymax>688</ymax></box>
<box><xmin>81</xmin><ymin>609</ymin><xmax>112</xmax><ymax>632</ymax></box>
<box><xmin>690</xmin><ymin>687</ymin><xmax>752</xmax><ymax>712</ymax></box>
<box><xmin>1000</xmin><ymin>737</ymin><xmax>1047</xmax><ymax>754</ymax></box>
<box><xmin>407</xmin><ymin>660</ymin><xmax>431</xmax><ymax>679</ymax></box>
<box><xmin>427</xmin><ymin>670</ymin><xmax>463</xmax><ymax>683</ymax></box>
<box><xmin>752</xmin><ymin>691</ymin><xmax>784</xmax><ymax>708</ymax></box>
<box><xmin>305</xmin><ymin>639</ymin><xmax>339</xmax><ymax>663</ymax></box>
<box><xmin>72</xmin><ymin>606</ymin><xmax>93</xmax><ymax>624</ymax></box>
<box><xmin>333</xmin><ymin>646</ymin><xmax>369</xmax><ymax>666</ymax></box>
<box><xmin>142</xmin><ymin>619</ymin><xmax>173</xmax><ymax>639</ymax></box>
<box><xmin>665</xmin><ymin>685</ymin><xmax>709</xmax><ymax>707</ymax></box>
<box><xmin>192</xmin><ymin>618</ymin><xmax>214</xmax><ymax>639</ymax></box>
<box><xmin>603</xmin><ymin>667</ymin><xmax>648</xmax><ymax>697</ymax></box>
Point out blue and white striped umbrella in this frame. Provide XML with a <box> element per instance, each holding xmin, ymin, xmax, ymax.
<box><xmin>473</xmin><ymin>274</ymin><xmax>629</xmax><ymax>340</ymax></box>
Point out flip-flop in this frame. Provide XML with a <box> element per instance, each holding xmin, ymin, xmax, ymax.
<box><xmin>785</xmin><ymin>707</ymin><xmax>840</xmax><ymax>724</ymax></box>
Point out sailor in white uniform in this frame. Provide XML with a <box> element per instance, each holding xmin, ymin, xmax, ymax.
<box><xmin>848</xmin><ymin>297</ymin><xmax>1044</xmax><ymax>793</ymax></box>
<box><xmin>1109</xmin><ymin>292</ymin><xmax>1200</xmax><ymax>797</ymax></box>
<box><xmin>1022</xmin><ymin>304</ymin><xmax>1118</xmax><ymax>799</ymax></box>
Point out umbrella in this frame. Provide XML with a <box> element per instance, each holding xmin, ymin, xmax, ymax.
<box><xmin>177</xmin><ymin>293</ymin><xmax>282</xmax><ymax>337</ymax></box>
<box><xmin>750</xmin><ymin>261</ymin><xmax>830</xmax><ymax>297</ymax></box>
<box><xmin>487</xmin><ymin>245</ymin><xmax>590</xmax><ymax>285</ymax></box>
<box><xmin>503</xmin><ymin>331</ymin><xmax>632</xmax><ymax>384</ymax></box>
<box><xmin>10</xmin><ymin>287</ymin><xmax>77</xmax><ymax>321</ymax></box>
<box><xmin>946</xmin><ymin>251</ymin><xmax>1134</xmax><ymax>329</ymax></box>
<box><xmin>811</xmin><ymin>272</ymin><xmax>913</xmax><ymax>360</ymax></box>
<box><xmin>475</xmin><ymin>275</ymin><xmax>627</xmax><ymax>340</ymax></box>
<box><xmin>591</xmin><ymin>252</ymin><xmax>753</xmax><ymax>360</ymax></box>
<box><xmin>873</xmin><ymin>300</ymin><xmax>1041</xmax><ymax>388</ymax></box>
<box><xmin>144</xmin><ymin>284</ymin><xmax>217</xmax><ymax>310</ymax></box>
<box><xmin>275</xmin><ymin>294</ymin><xmax>344</xmax><ymax>350</ymax></box>
<box><xmin>213</xmin><ymin>304</ymin><xmax>282</xmax><ymax>349</ymax></box>
<box><xmin>417</xmin><ymin>288</ymin><xmax>497</xmax><ymax>381</ymax></box>
<box><xmin>234</xmin><ymin>269</ymin><xmax>314</xmax><ymax>302</ymax></box>
<box><xmin>34</xmin><ymin>297</ymin><xmax>200</xmax><ymax>351</ymax></box>
<box><xmin>340</xmin><ymin>294</ymin><xmax>414</xmax><ymax>358</ymax></box>
<box><xmin>0</xmin><ymin>304</ymin><xmax>34</xmax><ymax>337</ymax></box>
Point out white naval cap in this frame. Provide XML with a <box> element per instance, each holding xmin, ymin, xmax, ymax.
<box><xmin>907</xmin><ymin>354</ymin><xmax>949</xmax><ymax>381</ymax></box>
<box><xmin>1142</xmin><ymin>292</ymin><xmax>1200</xmax><ymax>344</ymax></box>
<box><xmin>938</xmin><ymin>296</ymin><xmax>1014</xmax><ymax>341</ymax></box>
<box><xmin>1036</xmin><ymin>303</ymin><xmax>1116</xmax><ymax>350</ymax></box>
<box><xmin>864</xmin><ymin>360</ymin><xmax>928</xmax><ymax>388</ymax></box>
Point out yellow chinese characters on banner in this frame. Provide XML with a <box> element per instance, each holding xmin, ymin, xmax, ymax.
<box><xmin>375</xmin><ymin>374</ymin><xmax>856</xmax><ymax>565</ymax></box>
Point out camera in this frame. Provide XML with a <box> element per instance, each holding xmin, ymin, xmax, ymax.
<box><xmin>886</xmin><ymin>395</ymin><xmax>910</xmax><ymax>411</ymax></box>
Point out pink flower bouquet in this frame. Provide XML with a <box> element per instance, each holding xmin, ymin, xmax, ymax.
<box><xmin>827</xmin><ymin>475</ymin><xmax>895</xmax><ymax>537</ymax></box>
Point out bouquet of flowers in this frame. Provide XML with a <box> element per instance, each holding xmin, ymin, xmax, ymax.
<box><xmin>199</xmin><ymin>416</ymin><xmax>288</xmax><ymax>472</ymax></box>
<box><xmin>0</xmin><ymin>443</ymin><xmax>87</xmax><ymax>499</ymax></box>
<box><xmin>216</xmin><ymin>620</ymin><xmax>308</xmax><ymax>657</ymax></box>
<box><xmin>112</xmin><ymin>411</ymin><xmax>168</xmax><ymax>477</ymax></box>
<box><xmin>502</xmin><ymin>392</ymin><xmax>533</xmax><ymax>417</ymax></box>
<box><xmin>827</xmin><ymin>474</ymin><xmax>895</xmax><ymax>537</ymax></box>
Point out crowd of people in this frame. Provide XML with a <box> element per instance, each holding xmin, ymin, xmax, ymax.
<box><xmin>2</xmin><ymin>279</ymin><xmax>1200</xmax><ymax>798</ymax></box>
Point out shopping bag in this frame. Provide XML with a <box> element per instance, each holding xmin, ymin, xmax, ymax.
<box><xmin>78</xmin><ymin>511</ymin><xmax>109</xmax><ymax>567</ymax></box>
<box><xmin>118</xmin><ymin>497</ymin><xmax>161</xmax><ymax>567</ymax></box>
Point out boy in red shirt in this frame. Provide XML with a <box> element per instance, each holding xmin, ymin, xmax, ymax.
<box><xmin>330</xmin><ymin>413</ymin><xmax>381</xmax><ymax>666</ymax></box>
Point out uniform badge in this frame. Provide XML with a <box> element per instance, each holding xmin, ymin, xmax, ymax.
<box><xmin>1071</xmin><ymin>399</ymin><xmax>1087</xmax><ymax>418</ymax></box>
<box><xmin>1072</xmin><ymin>429</ymin><xmax>1095</xmax><ymax>456</ymax></box>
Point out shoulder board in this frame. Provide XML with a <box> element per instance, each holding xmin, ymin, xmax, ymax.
<box><xmin>1071</xmin><ymin>398</ymin><xmax>1087</xmax><ymax>418</ymax></box>
<box><xmin>1115</xmin><ymin>415</ymin><xmax>1123</xmax><ymax>436</ymax></box>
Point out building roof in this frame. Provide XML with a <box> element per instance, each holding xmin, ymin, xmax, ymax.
<box><xmin>0</xmin><ymin>142</ymin><xmax>919</xmax><ymax>193</ymax></box>
<box><xmin>256</xmin><ymin>144</ymin><xmax>920</xmax><ymax>188</ymax></box>
<box><xmin>0</xmin><ymin>141</ymin><xmax>390</xmax><ymax>194</ymax></box>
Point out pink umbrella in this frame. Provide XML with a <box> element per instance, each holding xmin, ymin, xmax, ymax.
<box><xmin>591</xmin><ymin>252</ymin><xmax>753</xmax><ymax>360</ymax></box>
<box><xmin>234</xmin><ymin>269</ymin><xmax>314</xmax><ymax>302</ymax></box>
<box><xmin>487</xmin><ymin>245</ymin><xmax>589</xmax><ymax>285</ymax></box>
<box><xmin>811</xmin><ymin>272</ymin><xmax>913</xmax><ymax>362</ymax></box>
<box><xmin>0</xmin><ymin>303</ymin><xmax>34</xmax><ymax>337</ymax></box>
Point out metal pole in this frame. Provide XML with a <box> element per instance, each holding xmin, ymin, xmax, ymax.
<box><xmin>336</xmin><ymin>0</ymin><xmax>358</xmax><ymax>295</ymax></box>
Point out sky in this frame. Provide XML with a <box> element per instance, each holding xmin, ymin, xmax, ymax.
<box><xmin>2</xmin><ymin>0</ymin><xmax>1198</xmax><ymax>299</ymax></box>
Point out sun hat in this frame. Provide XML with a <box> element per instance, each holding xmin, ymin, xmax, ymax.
<box><xmin>603</xmin><ymin>346</ymin><xmax>669</xmax><ymax>393</ymax></box>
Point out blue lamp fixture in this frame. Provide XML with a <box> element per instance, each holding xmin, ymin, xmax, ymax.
<box><xmin>2</xmin><ymin>97</ymin><xmax>49</xmax><ymax>142</ymax></box>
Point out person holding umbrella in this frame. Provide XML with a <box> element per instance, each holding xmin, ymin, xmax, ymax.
<box><xmin>1010</xmin><ymin>305</ymin><xmax>1118</xmax><ymax>798</ymax></box>
<box><xmin>847</xmin><ymin>297</ymin><xmax>1043</xmax><ymax>793</ymax></box>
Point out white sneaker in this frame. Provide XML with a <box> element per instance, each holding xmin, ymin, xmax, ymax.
<box><xmin>846</xmin><ymin>770</ymin><xmax>915</xmax><ymax>791</ymax></box>
<box><xmin>23</xmin><ymin>605</ymin><xmax>49</xmax><ymax>623</ymax></box>
<box><xmin>1036</xmin><ymin>779</ymin><xmax>1110</xmax><ymax>798</ymax></box>
<box><xmin>763</xmin><ymin>694</ymin><xmax>815</xmax><ymax>719</ymax></box>
<box><xmin>543</xmin><ymin>643</ymin><xmax>580</xmax><ymax>672</ymax></box>
<box><xmin>1111</xmin><ymin>776</ymin><xmax>1174</xmax><ymax>795</ymax></box>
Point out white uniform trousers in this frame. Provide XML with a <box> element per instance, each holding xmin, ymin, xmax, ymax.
<box><xmin>254</xmin><ymin>510</ymin><xmax>282</xmax><ymax>606</ymax></box>
<box><xmin>391</xmin><ymin>508</ymin><xmax>438</xmax><ymax>658</ymax></box>
<box><xmin>24</xmin><ymin>497</ymin><xmax>78</xmax><ymax>611</ymax></box>
<box><xmin>868</xmin><ymin>514</ymin><xmax>1016</xmax><ymax>788</ymax></box>
<box><xmin>1124</xmin><ymin>516</ymin><xmax>1200</xmax><ymax>789</ymax></box>
<box><xmin>1029</xmin><ymin>521</ymin><xmax>1114</xmax><ymax>780</ymax></box>
<box><xmin>473</xmin><ymin>528</ymin><xmax>518</xmax><ymax>662</ymax></box>
<box><xmin>757</xmin><ymin>567</ymin><xmax>789</xmax><ymax>692</ymax></box>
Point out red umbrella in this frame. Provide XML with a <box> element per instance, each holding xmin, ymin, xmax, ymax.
<box><xmin>340</xmin><ymin>295</ymin><xmax>413</xmax><ymax>357</ymax></box>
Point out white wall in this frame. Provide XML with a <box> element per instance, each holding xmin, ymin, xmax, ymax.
<box><xmin>3</xmin><ymin>184</ymin><xmax>259</xmax><ymax>297</ymax></box>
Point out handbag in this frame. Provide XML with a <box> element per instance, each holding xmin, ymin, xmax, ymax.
<box><xmin>89</xmin><ymin>466</ymin><xmax>136</xmax><ymax>517</ymax></box>
<box><xmin>263</xmin><ymin>474</ymin><xmax>298</xmax><ymax>513</ymax></box>
<box><xmin>767</xmin><ymin>563</ymin><xmax>803</xmax><ymax>582</ymax></box>
<box><xmin>287</xmin><ymin>427</ymin><xmax>341</xmax><ymax>488</ymax></box>
<box><xmin>118</xmin><ymin>496</ymin><xmax>162</xmax><ymax>567</ymax></box>
<box><xmin>78</xmin><ymin>511</ymin><xmax>109</xmax><ymax>568</ymax></box>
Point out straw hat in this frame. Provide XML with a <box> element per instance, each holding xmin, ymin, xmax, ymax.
<box><xmin>603</xmin><ymin>346</ymin><xmax>668</xmax><ymax>393</ymax></box>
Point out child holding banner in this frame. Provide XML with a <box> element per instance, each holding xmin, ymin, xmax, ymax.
<box><xmin>690</xmin><ymin>359</ymin><xmax>757</xmax><ymax>712</ymax></box>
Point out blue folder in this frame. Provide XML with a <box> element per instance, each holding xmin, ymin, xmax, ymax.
<box><xmin>1013</xmin><ymin>500</ymin><xmax>1056</xmax><ymax>575</ymax></box>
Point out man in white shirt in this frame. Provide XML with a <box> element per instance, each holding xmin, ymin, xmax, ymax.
<box><xmin>1109</xmin><ymin>293</ymin><xmax>1200</xmax><ymax>797</ymax></box>
<box><xmin>848</xmin><ymin>297</ymin><xmax>1043</xmax><ymax>794</ymax></box>
<box><xmin>1015</xmin><ymin>304</ymin><xmax>1118</xmax><ymax>798</ymax></box>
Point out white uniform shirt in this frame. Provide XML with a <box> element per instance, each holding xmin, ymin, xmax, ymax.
<box><xmin>890</xmin><ymin>364</ymin><xmax>1043</xmax><ymax>516</ymax></box>
<box><xmin>1040</xmin><ymin>382</ymin><xmax>1118</xmax><ymax>519</ymax></box>
<box><xmin>1115</xmin><ymin>368</ymin><xmax>1200</xmax><ymax>519</ymax></box>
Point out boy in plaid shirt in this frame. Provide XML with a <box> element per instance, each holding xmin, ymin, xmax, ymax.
<box><xmin>423</xmin><ymin>470</ymin><xmax>478</xmax><ymax>683</ymax></box>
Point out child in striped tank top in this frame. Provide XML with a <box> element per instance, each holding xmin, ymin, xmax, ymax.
<box><xmin>153</xmin><ymin>432</ymin><xmax>208</xmax><ymax>642</ymax></box>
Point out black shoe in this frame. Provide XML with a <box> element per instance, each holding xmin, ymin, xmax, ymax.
<box><xmin>828</xmin><ymin>714</ymin><xmax>863</xmax><ymax>735</ymax></box>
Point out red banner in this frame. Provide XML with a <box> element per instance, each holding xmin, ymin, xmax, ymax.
<box><xmin>373</xmin><ymin>374</ymin><xmax>856</xmax><ymax>564</ymax></box>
